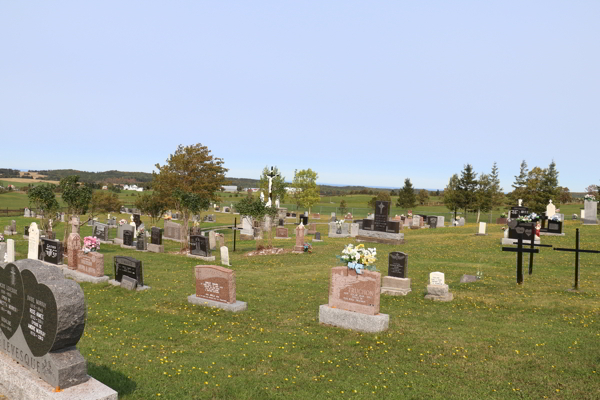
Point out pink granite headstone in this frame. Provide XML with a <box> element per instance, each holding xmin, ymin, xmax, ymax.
<box><xmin>195</xmin><ymin>265</ymin><xmax>236</xmax><ymax>304</ymax></box>
<box><xmin>77</xmin><ymin>251</ymin><xmax>104</xmax><ymax>277</ymax></box>
<box><xmin>276</xmin><ymin>226</ymin><xmax>288</xmax><ymax>238</ymax></box>
<box><xmin>67</xmin><ymin>233</ymin><xmax>81</xmax><ymax>270</ymax></box>
<box><xmin>328</xmin><ymin>266</ymin><xmax>381</xmax><ymax>315</ymax></box>
<box><xmin>294</xmin><ymin>224</ymin><xmax>305</xmax><ymax>252</ymax></box>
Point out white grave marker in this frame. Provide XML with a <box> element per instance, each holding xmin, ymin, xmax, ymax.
<box><xmin>478</xmin><ymin>222</ymin><xmax>487</xmax><ymax>235</ymax></box>
<box><xmin>27</xmin><ymin>222</ymin><xmax>40</xmax><ymax>260</ymax></box>
<box><xmin>430</xmin><ymin>271</ymin><xmax>445</xmax><ymax>286</ymax></box>
<box><xmin>546</xmin><ymin>200</ymin><xmax>556</xmax><ymax>218</ymax></box>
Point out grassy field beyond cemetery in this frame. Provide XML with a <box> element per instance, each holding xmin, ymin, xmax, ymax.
<box><xmin>0</xmin><ymin>213</ymin><xmax>599</xmax><ymax>399</ymax></box>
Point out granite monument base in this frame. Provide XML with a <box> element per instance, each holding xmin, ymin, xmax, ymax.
<box><xmin>57</xmin><ymin>266</ymin><xmax>110</xmax><ymax>284</ymax></box>
<box><xmin>147</xmin><ymin>244</ymin><xmax>164</xmax><ymax>253</ymax></box>
<box><xmin>108</xmin><ymin>279</ymin><xmax>151</xmax><ymax>291</ymax></box>
<box><xmin>501</xmin><ymin>237</ymin><xmax>540</xmax><ymax>245</ymax></box>
<box><xmin>539</xmin><ymin>232</ymin><xmax>565</xmax><ymax>236</ymax></box>
<box><xmin>319</xmin><ymin>305</ymin><xmax>389</xmax><ymax>333</ymax></box>
<box><xmin>120</xmin><ymin>244</ymin><xmax>136</xmax><ymax>250</ymax></box>
<box><xmin>356</xmin><ymin>229</ymin><xmax>404</xmax><ymax>245</ymax></box>
<box><xmin>186</xmin><ymin>254</ymin><xmax>216</xmax><ymax>261</ymax></box>
<box><xmin>187</xmin><ymin>295</ymin><xmax>247</xmax><ymax>312</ymax></box>
<box><xmin>0</xmin><ymin>351</ymin><xmax>117</xmax><ymax>400</ymax></box>
<box><xmin>380</xmin><ymin>276</ymin><xmax>411</xmax><ymax>296</ymax></box>
<box><xmin>112</xmin><ymin>238</ymin><xmax>123</xmax><ymax>245</ymax></box>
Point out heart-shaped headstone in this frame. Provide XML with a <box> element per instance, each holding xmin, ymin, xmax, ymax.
<box><xmin>20</xmin><ymin>269</ymin><xmax>58</xmax><ymax>357</ymax></box>
<box><xmin>0</xmin><ymin>263</ymin><xmax>24</xmax><ymax>340</ymax></box>
<box><xmin>515</xmin><ymin>227</ymin><xmax>525</xmax><ymax>234</ymax></box>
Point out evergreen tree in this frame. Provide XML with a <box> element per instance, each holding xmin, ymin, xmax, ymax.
<box><xmin>443</xmin><ymin>174</ymin><xmax>461</xmax><ymax>219</ymax></box>
<box><xmin>458</xmin><ymin>164</ymin><xmax>478</xmax><ymax>216</ymax></box>
<box><xmin>489</xmin><ymin>162</ymin><xmax>504</xmax><ymax>210</ymax></box>
<box><xmin>417</xmin><ymin>189</ymin><xmax>429</xmax><ymax>205</ymax></box>
<box><xmin>396</xmin><ymin>178</ymin><xmax>417</xmax><ymax>209</ymax></box>
<box><xmin>475</xmin><ymin>173</ymin><xmax>493</xmax><ymax>223</ymax></box>
<box><xmin>539</xmin><ymin>160</ymin><xmax>560</xmax><ymax>205</ymax></box>
<box><xmin>509</xmin><ymin>160</ymin><xmax>529</xmax><ymax>205</ymax></box>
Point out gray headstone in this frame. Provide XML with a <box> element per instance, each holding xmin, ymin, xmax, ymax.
<box><xmin>120</xmin><ymin>276</ymin><xmax>138</xmax><ymax>291</ymax></box>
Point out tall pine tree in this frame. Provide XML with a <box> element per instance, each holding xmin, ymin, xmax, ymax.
<box><xmin>396</xmin><ymin>178</ymin><xmax>417</xmax><ymax>209</ymax></box>
<box><xmin>458</xmin><ymin>164</ymin><xmax>478</xmax><ymax>218</ymax></box>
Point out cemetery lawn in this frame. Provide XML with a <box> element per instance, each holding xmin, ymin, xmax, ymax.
<box><xmin>1</xmin><ymin>214</ymin><xmax>599</xmax><ymax>399</ymax></box>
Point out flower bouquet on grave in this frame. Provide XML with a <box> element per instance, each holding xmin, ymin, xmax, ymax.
<box><xmin>0</xmin><ymin>233</ymin><xmax>4</xmax><ymax>242</ymax></box>
<box><xmin>303</xmin><ymin>243</ymin><xmax>312</xmax><ymax>253</ymax></box>
<box><xmin>517</xmin><ymin>215</ymin><xmax>533</xmax><ymax>223</ymax></box>
<box><xmin>500</xmin><ymin>212</ymin><xmax>507</xmax><ymax>218</ymax></box>
<box><xmin>119</xmin><ymin>219</ymin><xmax>127</xmax><ymax>226</ymax></box>
<box><xmin>584</xmin><ymin>194</ymin><xmax>597</xmax><ymax>202</ymax></box>
<box><xmin>83</xmin><ymin>236</ymin><xmax>100</xmax><ymax>253</ymax></box>
<box><xmin>407</xmin><ymin>210</ymin><xmax>412</xmax><ymax>218</ymax></box>
<box><xmin>550</xmin><ymin>215</ymin><xmax>561</xmax><ymax>222</ymax></box>
<box><xmin>137</xmin><ymin>227</ymin><xmax>145</xmax><ymax>239</ymax></box>
<box><xmin>336</xmin><ymin>244</ymin><xmax>377</xmax><ymax>275</ymax></box>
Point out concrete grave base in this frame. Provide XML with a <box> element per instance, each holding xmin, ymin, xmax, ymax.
<box><xmin>57</xmin><ymin>266</ymin><xmax>110</xmax><ymax>284</ymax></box>
<box><xmin>112</xmin><ymin>238</ymin><xmax>123</xmax><ymax>245</ymax></box>
<box><xmin>381</xmin><ymin>276</ymin><xmax>411</xmax><ymax>296</ymax></box>
<box><xmin>425</xmin><ymin>284</ymin><xmax>453</xmax><ymax>301</ymax></box>
<box><xmin>186</xmin><ymin>254</ymin><xmax>216</xmax><ymax>261</ymax></box>
<box><xmin>356</xmin><ymin>229</ymin><xmax>404</xmax><ymax>245</ymax></box>
<box><xmin>108</xmin><ymin>279</ymin><xmax>151</xmax><ymax>291</ymax></box>
<box><xmin>37</xmin><ymin>259</ymin><xmax>63</xmax><ymax>267</ymax></box>
<box><xmin>97</xmin><ymin>240</ymin><xmax>113</xmax><ymax>245</ymax></box>
<box><xmin>319</xmin><ymin>305</ymin><xmax>389</xmax><ymax>333</ymax></box>
<box><xmin>501</xmin><ymin>238</ymin><xmax>540</xmax><ymax>245</ymax></box>
<box><xmin>274</xmin><ymin>236</ymin><xmax>292</xmax><ymax>240</ymax></box>
<box><xmin>0</xmin><ymin>351</ymin><xmax>117</xmax><ymax>400</ymax></box>
<box><xmin>163</xmin><ymin>237</ymin><xmax>184</xmax><ymax>243</ymax></box>
<box><xmin>147</xmin><ymin>243</ymin><xmax>164</xmax><ymax>253</ymax></box>
<box><xmin>475</xmin><ymin>233</ymin><xmax>488</xmax><ymax>236</ymax></box>
<box><xmin>312</xmin><ymin>239</ymin><xmax>323</xmax><ymax>242</ymax></box>
<box><xmin>120</xmin><ymin>244</ymin><xmax>136</xmax><ymax>250</ymax></box>
<box><xmin>187</xmin><ymin>295</ymin><xmax>247</xmax><ymax>312</ymax></box>
<box><xmin>3</xmin><ymin>231</ymin><xmax>16</xmax><ymax>236</ymax></box>
<box><xmin>539</xmin><ymin>232</ymin><xmax>565</xmax><ymax>236</ymax></box>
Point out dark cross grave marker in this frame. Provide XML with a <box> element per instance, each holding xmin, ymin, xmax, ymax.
<box><xmin>553</xmin><ymin>228</ymin><xmax>600</xmax><ymax>290</ymax></box>
<box><xmin>502</xmin><ymin>232</ymin><xmax>539</xmax><ymax>285</ymax></box>
<box><xmin>526</xmin><ymin>238</ymin><xmax>552</xmax><ymax>275</ymax></box>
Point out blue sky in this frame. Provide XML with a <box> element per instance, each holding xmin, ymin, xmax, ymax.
<box><xmin>1</xmin><ymin>2</ymin><xmax>598</xmax><ymax>191</ymax></box>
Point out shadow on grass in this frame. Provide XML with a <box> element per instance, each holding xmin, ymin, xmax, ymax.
<box><xmin>88</xmin><ymin>362</ymin><xmax>136</xmax><ymax>396</ymax></box>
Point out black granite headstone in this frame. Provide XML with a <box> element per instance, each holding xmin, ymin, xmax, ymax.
<box><xmin>509</xmin><ymin>206</ymin><xmax>529</xmax><ymax>220</ymax></box>
<box><xmin>39</xmin><ymin>238</ymin><xmax>63</xmax><ymax>265</ymax></box>
<box><xmin>362</xmin><ymin>219</ymin><xmax>373</xmax><ymax>230</ymax></box>
<box><xmin>24</xmin><ymin>226</ymin><xmax>29</xmax><ymax>236</ymax></box>
<box><xmin>315</xmin><ymin>232</ymin><xmax>321</xmax><ymax>240</ymax></box>
<box><xmin>279</xmin><ymin>219</ymin><xmax>284</xmax><ymax>226</ymax></box>
<box><xmin>114</xmin><ymin>256</ymin><xmax>144</xmax><ymax>286</ymax></box>
<box><xmin>136</xmin><ymin>234</ymin><xmax>146</xmax><ymax>250</ymax></box>
<box><xmin>547</xmin><ymin>221</ymin><xmax>563</xmax><ymax>234</ymax></box>
<box><xmin>387</xmin><ymin>220</ymin><xmax>401</xmax><ymax>233</ymax></box>
<box><xmin>151</xmin><ymin>227</ymin><xmax>163</xmax><ymax>245</ymax></box>
<box><xmin>374</xmin><ymin>201</ymin><xmax>390</xmax><ymax>232</ymax></box>
<box><xmin>123</xmin><ymin>230</ymin><xmax>134</xmax><ymax>246</ymax></box>
<box><xmin>509</xmin><ymin>222</ymin><xmax>535</xmax><ymax>241</ymax></box>
<box><xmin>388</xmin><ymin>252</ymin><xmax>407</xmax><ymax>278</ymax></box>
<box><xmin>190</xmin><ymin>235</ymin><xmax>210</xmax><ymax>257</ymax></box>
<box><xmin>299</xmin><ymin>215</ymin><xmax>308</xmax><ymax>225</ymax></box>
<box><xmin>133</xmin><ymin>214</ymin><xmax>142</xmax><ymax>229</ymax></box>
<box><xmin>93</xmin><ymin>223</ymin><xmax>109</xmax><ymax>241</ymax></box>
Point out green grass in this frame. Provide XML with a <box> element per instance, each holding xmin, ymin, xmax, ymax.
<box><xmin>1</xmin><ymin>211</ymin><xmax>599</xmax><ymax>399</ymax></box>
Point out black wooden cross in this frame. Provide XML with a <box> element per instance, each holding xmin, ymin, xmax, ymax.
<box><xmin>502</xmin><ymin>234</ymin><xmax>538</xmax><ymax>284</ymax></box>
<box><xmin>553</xmin><ymin>229</ymin><xmax>600</xmax><ymax>290</ymax></box>
<box><xmin>502</xmin><ymin>233</ymin><xmax>552</xmax><ymax>284</ymax></box>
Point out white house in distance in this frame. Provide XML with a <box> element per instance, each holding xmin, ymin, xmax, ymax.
<box><xmin>123</xmin><ymin>184</ymin><xmax>144</xmax><ymax>192</ymax></box>
<box><xmin>222</xmin><ymin>185</ymin><xmax>238</xmax><ymax>192</ymax></box>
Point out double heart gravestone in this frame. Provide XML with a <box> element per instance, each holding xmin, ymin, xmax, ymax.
<box><xmin>0</xmin><ymin>259</ymin><xmax>87</xmax><ymax>388</ymax></box>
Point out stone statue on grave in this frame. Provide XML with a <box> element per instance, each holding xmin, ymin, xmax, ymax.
<box><xmin>535</xmin><ymin>221</ymin><xmax>541</xmax><ymax>238</ymax></box>
<box><xmin>48</xmin><ymin>219</ymin><xmax>53</xmax><ymax>232</ymax></box>
<box><xmin>260</xmin><ymin>192</ymin><xmax>265</xmax><ymax>202</ymax></box>
<box><xmin>275</xmin><ymin>197</ymin><xmax>280</xmax><ymax>208</ymax></box>
<box><xmin>518</xmin><ymin>199</ymin><xmax>523</xmax><ymax>207</ymax></box>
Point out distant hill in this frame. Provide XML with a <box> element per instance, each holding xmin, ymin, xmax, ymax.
<box><xmin>8</xmin><ymin>169</ymin><xmax>438</xmax><ymax>194</ymax></box>
<box><xmin>30</xmin><ymin>169</ymin><xmax>154</xmax><ymax>184</ymax></box>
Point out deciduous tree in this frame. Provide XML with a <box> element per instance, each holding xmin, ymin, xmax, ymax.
<box><xmin>292</xmin><ymin>169</ymin><xmax>320</xmax><ymax>213</ymax></box>
<box><xmin>27</xmin><ymin>184</ymin><xmax>60</xmax><ymax>231</ymax></box>
<box><xmin>153</xmin><ymin>144</ymin><xmax>229</xmax><ymax>250</ymax></box>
